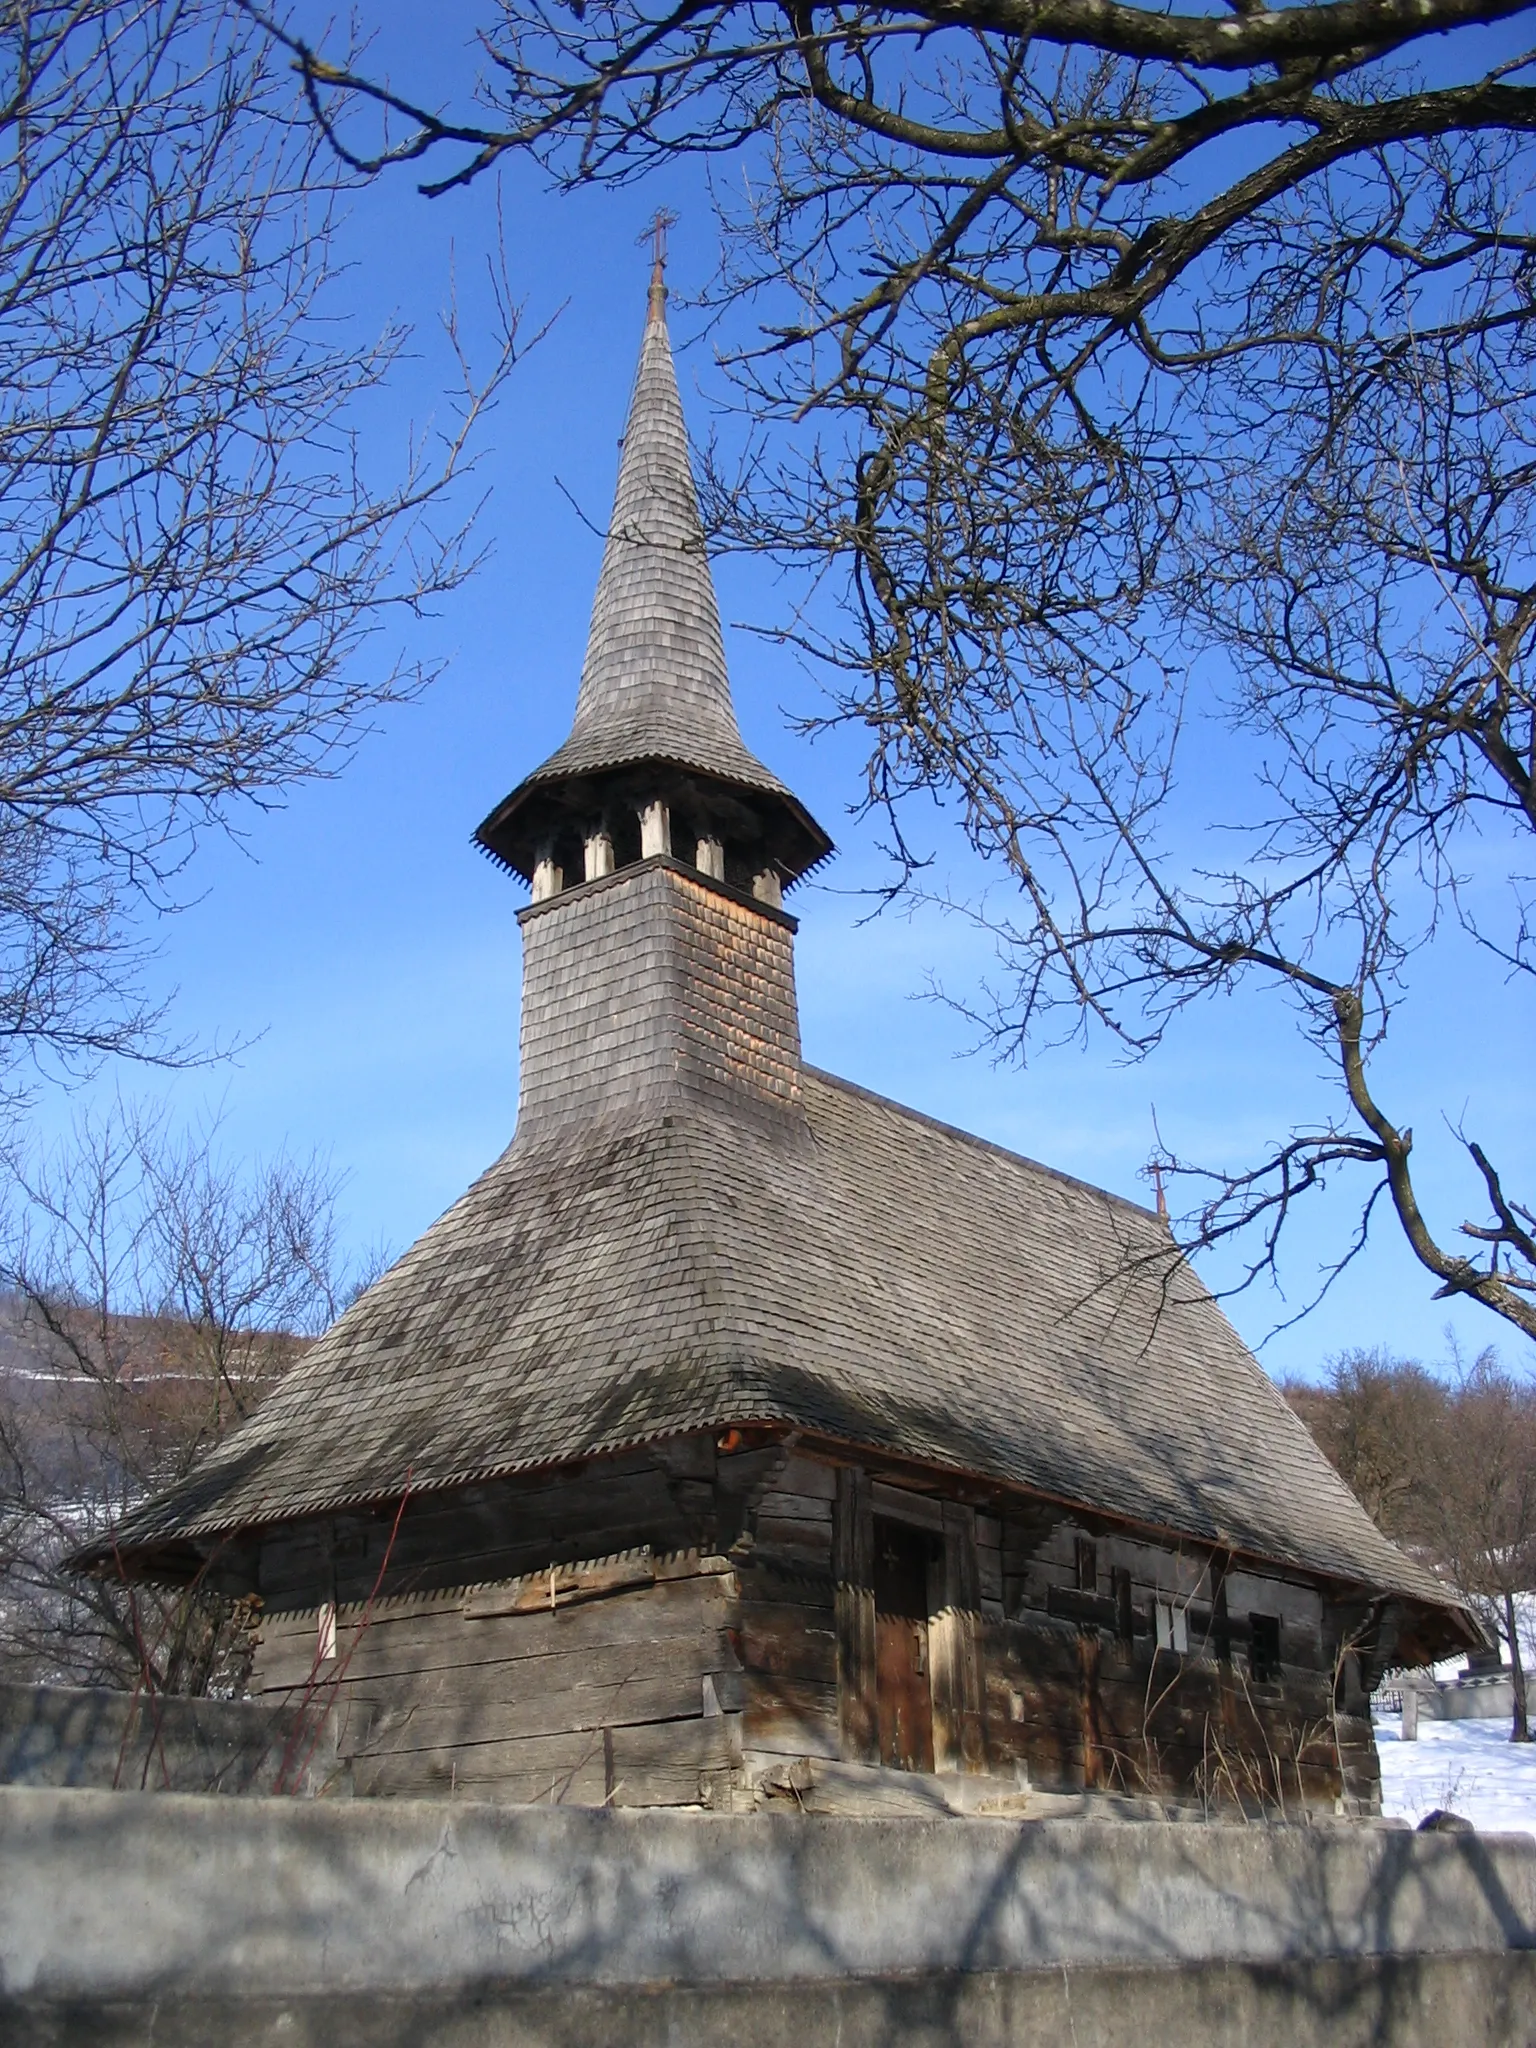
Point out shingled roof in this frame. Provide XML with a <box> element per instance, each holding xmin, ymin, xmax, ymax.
<box><xmin>103</xmin><ymin>1062</ymin><xmax>1450</xmax><ymax>1616</ymax></box>
<box><xmin>475</xmin><ymin>269</ymin><xmax>831</xmax><ymax>883</ymax></box>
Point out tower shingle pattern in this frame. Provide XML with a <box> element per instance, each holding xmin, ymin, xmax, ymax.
<box><xmin>525</xmin><ymin>305</ymin><xmax>789</xmax><ymax>799</ymax></box>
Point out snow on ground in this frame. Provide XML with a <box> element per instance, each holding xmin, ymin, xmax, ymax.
<box><xmin>1374</xmin><ymin>1710</ymin><xmax>1536</xmax><ymax>1837</ymax></box>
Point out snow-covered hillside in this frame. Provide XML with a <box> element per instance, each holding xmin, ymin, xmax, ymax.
<box><xmin>1374</xmin><ymin>1711</ymin><xmax>1536</xmax><ymax>1837</ymax></box>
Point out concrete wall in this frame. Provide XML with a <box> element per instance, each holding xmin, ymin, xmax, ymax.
<box><xmin>0</xmin><ymin>1683</ymin><xmax>341</xmax><ymax>1796</ymax></box>
<box><xmin>8</xmin><ymin>1955</ymin><xmax>1536</xmax><ymax>2048</ymax></box>
<box><xmin>2</xmin><ymin>1788</ymin><xmax>1534</xmax><ymax>2044</ymax></box>
<box><xmin>1403</xmin><ymin>1670</ymin><xmax>1523</xmax><ymax>1723</ymax></box>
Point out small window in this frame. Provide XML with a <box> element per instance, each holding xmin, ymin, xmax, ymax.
<box><xmin>317</xmin><ymin>1600</ymin><xmax>337</xmax><ymax>1665</ymax></box>
<box><xmin>1250</xmin><ymin>1613</ymin><xmax>1281</xmax><ymax>1684</ymax></box>
<box><xmin>1155</xmin><ymin>1599</ymin><xmax>1189</xmax><ymax>1654</ymax></box>
<box><xmin>1113</xmin><ymin>1567</ymin><xmax>1134</xmax><ymax>1645</ymax></box>
<box><xmin>1075</xmin><ymin>1536</ymin><xmax>1098</xmax><ymax>1591</ymax></box>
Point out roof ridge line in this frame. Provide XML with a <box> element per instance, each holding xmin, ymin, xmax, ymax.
<box><xmin>800</xmin><ymin>1063</ymin><xmax>1166</xmax><ymax>1226</ymax></box>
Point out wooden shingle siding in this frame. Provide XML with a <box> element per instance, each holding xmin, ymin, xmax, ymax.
<box><xmin>484</xmin><ymin>299</ymin><xmax>814</xmax><ymax>829</ymax></box>
<box><xmin>516</xmin><ymin>863</ymin><xmax>806</xmax><ymax>1140</ymax></box>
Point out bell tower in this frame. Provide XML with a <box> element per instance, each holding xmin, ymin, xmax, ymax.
<box><xmin>475</xmin><ymin>253</ymin><xmax>832</xmax><ymax>1141</ymax></box>
<box><xmin>475</xmin><ymin>247</ymin><xmax>830</xmax><ymax>910</ymax></box>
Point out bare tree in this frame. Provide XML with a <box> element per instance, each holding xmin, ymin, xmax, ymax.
<box><xmin>248</xmin><ymin>0</ymin><xmax>1536</xmax><ymax>1337</ymax></box>
<box><xmin>1433</xmin><ymin>1349</ymin><xmax>1536</xmax><ymax>1740</ymax></box>
<box><xmin>1288</xmin><ymin>1346</ymin><xmax>1536</xmax><ymax>1738</ymax></box>
<box><xmin>1283</xmin><ymin>1350</ymin><xmax>1449</xmax><ymax>1546</ymax></box>
<box><xmin>0</xmin><ymin>1101</ymin><xmax>366</xmax><ymax>1692</ymax></box>
<box><xmin>0</xmin><ymin>0</ymin><xmax>522</xmax><ymax>1108</ymax></box>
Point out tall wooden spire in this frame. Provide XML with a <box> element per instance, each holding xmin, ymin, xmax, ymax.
<box><xmin>476</xmin><ymin>261</ymin><xmax>831</xmax><ymax>892</ymax></box>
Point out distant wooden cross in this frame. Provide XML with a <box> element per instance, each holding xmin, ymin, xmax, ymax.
<box><xmin>641</xmin><ymin>208</ymin><xmax>678</xmax><ymax>280</ymax></box>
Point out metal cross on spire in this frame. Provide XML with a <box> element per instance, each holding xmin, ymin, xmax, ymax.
<box><xmin>641</xmin><ymin>208</ymin><xmax>678</xmax><ymax>321</ymax></box>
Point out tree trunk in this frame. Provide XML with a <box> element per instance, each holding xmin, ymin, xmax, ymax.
<box><xmin>1505</xmin><ymin>1590</ymin><xmax>1531</xmax><ymax>1743</ymax></box>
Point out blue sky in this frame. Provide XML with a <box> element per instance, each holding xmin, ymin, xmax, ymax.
<box><xmin>26</xmin><ymin>10</ymin><xmax>1534</xmax><ymax>1383</ymax></box>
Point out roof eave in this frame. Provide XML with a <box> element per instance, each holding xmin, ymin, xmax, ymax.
<box><xmin>90</xmin><ymin>1416</ymin><xmax>1474</xmax><ymax>1651</ymax></box>
<box><xmin>474</xmin><ymin>757</ymin><xmax>834</xmax><ymax>887</ymax></box>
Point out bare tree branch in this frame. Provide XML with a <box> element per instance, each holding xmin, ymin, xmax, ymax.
<box><xmin>0</xmin><ymin>0</ymin><xmax>528</xmax><ymax>1102</ymax></box>
<box><xmin>260</xmin><ymin>0</ymin><xmax>1536</xmax><ymax>1337</ymax></box>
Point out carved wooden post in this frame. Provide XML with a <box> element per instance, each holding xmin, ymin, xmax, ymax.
<box><xmin>531</xmin><ymin>851</ymin><xmax>563</xmax><ymax>902</ymax></box>
<box><xmin>640</xmin><ymin>801</ymin><xmax>670</xmax><ymax>858</ymax></box>
<box><xmin>584</xmin><ymin>829</ymin><xmax>615</xmax><ymax>881</ymax></box>
<box><xmin>695</xmin><ymin>835</ymin><xmax>724</xmax><ymax>880</ymax></box>
<box><xmin>931</xmin><ymin>1501</ymin><xmax>987</xmax><ymax>1774</ymax></box>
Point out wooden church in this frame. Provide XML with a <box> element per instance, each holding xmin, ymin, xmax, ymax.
<box><xmin>94</xmin><ymin>258</ymin><xmax>1474</xmax><ymax>1819</ymax></box>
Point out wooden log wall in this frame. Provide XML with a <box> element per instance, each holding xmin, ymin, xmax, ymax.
<box><xmin>732</xmin><ymin>1451</ymin><xmax>840</xmax><ymax>1762</ymax></box>
<box><xmin>247</xmin><ymin>1436</ymin><xmax>1381</xmax><ymax>1817</ymax></box>
<box><xmin>983</xmin><ymin>1506</ymin><xmax>1378</xmax><ymax>1814</ymax></box>
<box><xmin>254</xmin><ymin>1445</ymin><xmax>718</xmax><ymax>1613</ymax></box>
<box><xmin>253</xmin><ymin>1551</ymin><xmax>742</xmax><ymax>1805</ymax></box>
<box><xmin>249</xmin><ymin>1438</ymin><xmax>850</xmax><ymax>1806</ymax></box>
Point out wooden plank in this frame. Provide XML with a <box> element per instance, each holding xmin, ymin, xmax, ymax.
<box><xmin>717</xmin><ymin>1446</ymin><xmax>789</xmax><ymax>1550</ymax></box>
<box><xmin>869</xmin><ymin>1481</ymin><xmax>944</xmax><ymax>1533</ymax></box>
<box><xmin>258</xmin><ymin>1581</ymin><xmax>471</xmax><ymax>1630</ymax></box>
<box><xmin>734</xmin><ymin>1607</ymin><xmax>838</xmax><ymax>1685</ymax></box>
<box><xmin>834</xmin><ymin>1466</ymin><xmax>878</xmax><ymax>1767</ymax></box>
<box><xmin>395</xmin><ymin>1486</ymin><xmax>676</xmax><ymax>1554</ymax></box>
<box><xmin>983</xmin><ymin>1619</ymin><xmax>1083</xmax><ymax>1689</ymax></box>
<box><xmin>777</xmin><ymin>1454</ymin><xmax>838</xmax><ymax>1501</ymax></box>
<box><xmin>932</xmin><ymin>1501</ymin><xmax>987</xmax><ymax>1775</ymax></box>
<box><xmin>607</xmin><ymin>1717</ymin><xmax>738</xmax><ymax>1807</ymax></box>
<box><xmin>752</xmin><ymin>1513</ymin><xmax>832</xmax><ymax>1563</ymax></box>
<box><xmin>331</xmin><ymin>1470</ymin><xmax>692</xmax><ymax>1603</ymax></box>
<box><xmin>267</xmin><ymin>1629</ymin><xmax>736</xmax><ymax>1713</ymax></box>
<box><xmin>1046</xmin><ymin>1584</ymin><xmax>1121</xmax><ymax>1631</ymax></box>
<box><xmin>254</xmin><ymin>1574</ymin><xmax>732</xmax><ymax>1692</ymax></box>
<box><xmin>264</xmin><ymin>1605</ymin><xmax>735</xmax><ymax>1695</ymax></box>
<box><xmin>260</xmin><ymin>1458</ymin><xmax>702</xmax><ymax>1604</ymax></box>
<box><xmin>356</xmin><ymin>1675</ymin><xmax>705</xmax><ymax>1753</ymax></box>
<box><xmin>462</xmin><ymin>1547</ymin><xmax>654</xmax><ymax>1618</ymax></box>
<box><xmin>978</xmin><ymin>1546</ymin><xmax>1004</xmax><ymax>1611</ymax></box>
<box><xmin>999</xmin><ymin>1501</ymin><xmax>1068</xmax><ymax>1569</ymax></box>
<box><xmin>350</xmin><ymin>1728</ymin><xmax>608</xmax><ymax>1803</ymax></box>
<box><xmin>654</xmin><ymin>1551</ymin><xmax>733</xmax><ymax>1582</ymax></box>
<box><xmin>1223</xmin><ymin>1570</ymin><xmax>1323</xmax><ymax>1628</ymax></box>
<box><xmin>756</xmin><ymin>1492</ymin><xmax>833</xmax><ymax>1522</ymax></box>
<box><xmin>665</xmin><ymin>1478</ymin><xmax>717</xmax><ymax>1534</ymax></box>
<box><xmin>743</xmin><ymin>1677</ymin><xmax>841</xmax><ymax>1760</ymax></box>
<box><xmin>741</xmin><ymin>1547</ymin><xmax>835</xmax><ymax>1588</ymax></box>
<box><xmin>736</xmin><ymin>1563</ymin><xmax>834</xmax><ymax>1612</ymax></box>
<box><xmin>256</xmin><ymin>1574</ymin><xmax>731</xmax><ymax>1691</ymax></box>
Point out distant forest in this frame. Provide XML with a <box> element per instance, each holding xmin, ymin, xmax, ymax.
<box><xmin>1283</xmin><ymin>1352</ymin><xmax>1536</xmax><ymax>1737</ymax></box>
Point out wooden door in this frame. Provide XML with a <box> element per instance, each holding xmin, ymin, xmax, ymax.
<box><xmin>873</xmin><ymin>1517</ymin><xmax>935</xmax><ymax>1773</ymax></box>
